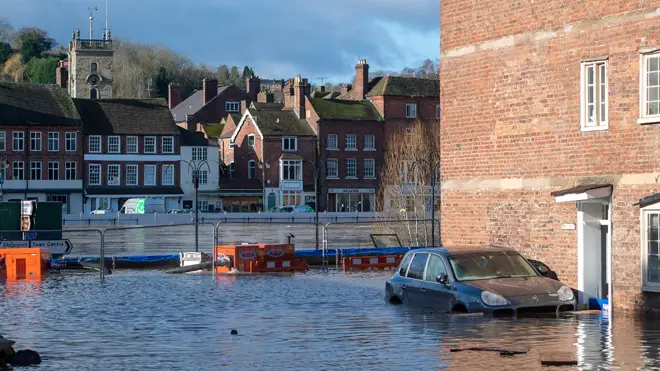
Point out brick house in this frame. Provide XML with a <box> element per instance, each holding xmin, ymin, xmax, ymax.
<box><xmin>0</xmin><ymin>82</ymin><xmax>84</xmax><ymax>213</ymax></box>
<box><xmin>74</xmin><ymin>98</ymin><xmax>183</xmax><ymax>212</ymax></box>
<box><xmin>221</xmin><ymin>93</ymin><xmax>317</xmax><ymax>212</ymax></box>
<box><xmin>440</xmin><ymin>0</ymin><xmax>660</xmax><ymax>312</ymax></box>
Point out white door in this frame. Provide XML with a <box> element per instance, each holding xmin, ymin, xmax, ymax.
<box><xmin>578</xmin><ymin>201</ymin><xmax>607</xmax><ymax>304</ymax></box>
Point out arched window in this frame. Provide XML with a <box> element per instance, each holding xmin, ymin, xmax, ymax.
<box><xmin>248</xmin><ymin>160</ymin><xmax>256</xmax><ymax>179</ymax></box>
<box><xmin>90</xmin><ymin>89</ymin><xmax>98</xmax><ymax>100</ymax></box>
<box><xmin>91</xmin><ymin>62</ymin><xmax>97</xmax><ymax>73</ymax></box>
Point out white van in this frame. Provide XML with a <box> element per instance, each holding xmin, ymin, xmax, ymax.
<box><xmin>120</xmin><ymin>198</ymin><xmax>166</xmax><ymax>214</ymax></box>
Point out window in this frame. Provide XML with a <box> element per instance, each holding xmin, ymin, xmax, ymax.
<box><xmin>90</xmin><ymin>89</ymin><xmax>98</xmax><ymax>100</ymax></box>
<box><xmin>12</xmin><ymin>132</ymin><xmax>23</xmax><ymax>152</ymax></box>
<box><xmin>162</xmin><ymin>136</ymin><xmax>174</xmax><ymax>154</ymax></box>
<box><xmin>144</xmin><ymin>136</ymin><xmax>156</xmax><ymax>154</ymax></box>
<box><xmin>229</xmin><ymin>162</ymin><xmax>235</xmax><ymax>179</ymax></box>
<box><xmin>30</xmin><ymin>161</ymin><xmax>41</xmax><ymax>180</ymax></box>
<box><xmin>346</xmin><ymin>158</ymin><xmax>357</xmax><ymax>178</ymax></box>
<box><xmin>640</xmin><ymin>52</ymin><xmax>660</xmax><ymax>124</ymax></box>
<box><xmin>192</xmin><ymin>147</ymin><xmax>207</xmax><ymax>161</ymax></box>
<box><xmin>48</xmin><ymin>161</ymin><xmax>59</xmax><ymax>180</ymax></box>
<box><xmin>30</xmin><ymin>132</ymin><xmax>41</xmax><ymax>152</ymax></box>
<box><xmin>162</xmin><ymin>164</ymin><xmax>174</xmax><ymax>185</ymax></box>
<box><xmin>226</xmin><ymin>101</ymin><xmax>240</xmax><ymax>112</ymax></box>
<box><xmin>282</xmin><ymin>137</ymin><xmax>297</xmax><ymax>152</ymax></box>
<box><xmin>65</xmin><ymin>162</ymin><xmax>76</xmax><ymax>180</ymax></box>
<box><xmin>345</xmin><ymin>134</ymin><xmax>356</xmax><ymax>150</ymax></box>
<box><xmin>197</xmin><ymin>200</ymin><xmax>209</xmax><ymax>211</ymax></box>
<box><xmin>47</xmin><ymin>194</ymin><xmax>68</xmax><ymax>214</ymax></box>
<box><xmin>364</xmin><ymin>159</ymin><xmax>375</xmax><ymax>178</ymax></box>
<box><xmin>144</xmin><ymin>165</ymin><xmax>156</xmax><ymax>186</ymax></box>
<box><xmin>126</xmin><ymin>165</ymin><xmax>138</xmax><ymax>186</ymax></box>
<box><xmin>326</xmin><ymin>159</ymin><xmax>338</xmax><ymax>178</ymax></box>
<box><xmin>406</xmin><ymin>103</ymin><xmax>417</xmax><ymax>118</ymax></box>
<box><xmin>398</xmin><ymin>253</ymin><xmax>414</xmax><ymax>276</ymax></box>
<box><xmin>281</xmin><ymin>160</ymin><xmax>302</xmax><ymax>180</ymax></box>
<box><xmin>88</xmin><ymin>164</ymin><xmax>101</xmax><ymax>185</ymax></box>
<box><xmin>48</xmin><ymin>132</ymin><xmax>59</xmax><ymax>152</ymax></box>
<box><xmin>0</xmin><ymin>131</ymin><xmax>5</xmax><ymax>151</ymax></box>
<box><xmin>248</xmin><ymin>160</ymin><xmax>256</xmax><ymax>179</ymax></box>
<box><xmin>425</xmin><ymin>254</ymin><xmax>448</xmax><ymax>282</ymax></box>
<box><xmin>364</xmin><ymin>134</ymin><xmax>375</xmax><ymax>150</ymax></box>
<box><xmin>326</xmin><ymin>134</ymin><xmax>338</xmax><ymax>150</ymax></box>
<box><xmin>12</xmin><ymin>161</ymin><xmax>24</xmax><ymax>180</ymax></box>
<box><xmin>89</xmin><ymin>136</ymin><xmax>101</xmax><ymax>153</ymax></box>
<box><xmin>406</xmin><ymin>253</ymin><xmax>429</xmax><ymax>280</ymax></box>
<box><xmin>108</xmin><ymin>136</ymin><xmax>120</xmax><ymax>153</ymax></box>
<box><xmin>248</xmin><ymin>134</ymin><xmax>255</xmax><ymax>147</ymax></box>
<box><xmin>65</xmin><ymin>133</ymin><xmax>76</xmax><ymax>152</ymax></box>
<box><xmin>436</xmin><ymin>104</ymin><xmax>441</xmax><ymax>119</ymax></box>
<box><xmin>581</xmin><ymin>60</ymin><xmax>608</xmax><ymax>130</ymax></box>
<box><xmin>91</xmin><ymin>62</ymin><xmax>97</xmax><ymax>73</ymax></box>
<box><xmin>108</xmin><ymin>164</ymin><xmax>120</xmax><ymax>185</ymax></box>
<box><xmin>126</xmin><ymin>136</ymin><xmax>138</xmax><ymax>153</ymax></box>
<box><xmin>400</xmin><ymin>161</ymin><xmax>414</xmax><ymax>183</ymax></box>
<box><xmin>193</xmin><ymin>170</ymin><xmax>208</xmax><ymax>184</ymax></box>
<box><xmin>282</xmin><ymin>191</ymin><xmax>302</xmax><ymax>206</ymax></box>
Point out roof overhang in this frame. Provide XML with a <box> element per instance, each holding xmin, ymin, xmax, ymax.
<box><xmin>550</xmin><ymin>184</ymin><xmax>612</xmax><ymax>203</ymax></box>
<box><xmin>633</xmin><ymin>193</ymin><xmax>660</xmax><ymax>207</ymax></box>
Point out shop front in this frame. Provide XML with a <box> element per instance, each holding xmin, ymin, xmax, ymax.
<box><xmin>327</xmin><ymin>188</ymin><xmax>376</xmax><ymax>212</ymax></box>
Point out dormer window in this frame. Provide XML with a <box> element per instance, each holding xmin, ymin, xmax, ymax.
<box><xmin>248</xmin><ymin>134</ymin><xmax>255</xmax><ymax>147</ymax></box>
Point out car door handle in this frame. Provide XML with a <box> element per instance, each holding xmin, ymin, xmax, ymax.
<box><xmin>419</xmin><ymin>288</ymin><xmax>426</xmax><ymax>292</ymax></box>
<box><xmin>401</xmin><ymin>285</ymin><xmax>407</xmax><ymax>290</ymax></box>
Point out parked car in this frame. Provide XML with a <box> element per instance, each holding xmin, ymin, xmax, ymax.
<box><xmin>272</xmin><ymin>205</ymin><xmax>314</xmax><ymax>213</ymax></box>
<box><xmin>89</xmin><ymin>209</ymin><xmax>116</xmax><ymax>215</ymax></box>
<box><xmin>527</xmin><ymin>259</ymin><xmax>559</xmax><ymax>280</ymax></box>
<box><xmin>385</xmin><ymin>247</ymin><xmax>576</xmax><ymax>316</ymax></box>
<box><xmin>166</xmin><ymin>209</ymin><xmax>192</xmax><ymax>214</ymax></box>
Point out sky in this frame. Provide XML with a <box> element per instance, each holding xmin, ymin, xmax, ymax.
<box><xmin>1</xmin><ymin>0</ymin><xmax>440</xmax><ymax>84</ymax></box>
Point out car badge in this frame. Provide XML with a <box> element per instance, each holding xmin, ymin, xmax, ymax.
<box><xmin>532</xmin><ymin>295</ymin><xmax>538</xmax><ymax>302</ymax></box>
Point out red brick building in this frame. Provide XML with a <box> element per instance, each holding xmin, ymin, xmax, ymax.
<box><xmin>440</xmin><ymin>0</ymin><xmax>660</xmax><ymax>312</ymax></box>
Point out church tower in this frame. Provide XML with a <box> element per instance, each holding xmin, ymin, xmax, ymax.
<box><xmin>67</xmin><ymin>27</ymin><xmax>114</xmax><ymax>99</ymax></box>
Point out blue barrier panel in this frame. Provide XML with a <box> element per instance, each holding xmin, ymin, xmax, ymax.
<box><xmin>295</xmin><ymin>246</ymin><xmax>428</xmax><ymax>258</ymax></box>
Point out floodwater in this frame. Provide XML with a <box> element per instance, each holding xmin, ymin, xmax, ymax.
<box><xmin>1</xmin><ymin>270</ymin><xmax>658</xmax><ymax>370</ymax></box>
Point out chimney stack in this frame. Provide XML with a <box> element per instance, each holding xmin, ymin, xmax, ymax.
<box><xmin>294</xmin><ymin>74</ymin><xmax>306</xmax><ymax>120</ymax></box>
<box><xmin>258</xmin><ymin>92</ymin><xmax>275</xmax><ymax>103</ymax></box>
<box><xmin>247</xmin><ymin>76</ymin><xmax>261</xmax><ymax>103</ymax></box>
<box><xmin>168</xmin><ymin>83</ymin><xmax>181</xmax><ymax>110</ymax></box>
<box><xmin>185</xmin><ymin>114</ymin><xmax>196</xmax><ymax>131</ymax></box>
<box><xmin>202</xmin><ymin>78</ymin><xmax>218</xmax><ymax>105</ymax></box>
<box><xmin>355</xmin><ymin>59</ymin><xmax>369</xmax><ymax>99</ymax></box>
<box><xmin>55</xmin><ymin>60</ymin><xmax>68</xmax><ymax>90</ymax></box>
<box><xmin>284</xmin><ymin>79</ymin><xmax>295</xmax><ymax>108</ymax></box>
<box><xmin>339</xmin><ymin>84</ymin><xmax>352</xmax><ymax>95</ymax></box>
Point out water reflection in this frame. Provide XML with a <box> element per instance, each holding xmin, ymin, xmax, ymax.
<box><xmin>0</xmin><ymin>270</ymin><xmax>658</xmax><ymax>370</ymax></box>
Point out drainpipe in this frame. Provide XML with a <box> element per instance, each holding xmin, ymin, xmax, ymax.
<box><xmin>24</xmin><ymin>128</ymin><xmax>29</xmax><ymax>200</ymax></box>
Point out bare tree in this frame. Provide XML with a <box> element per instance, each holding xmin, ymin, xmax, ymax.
<box><xmin>0</xmin><ymin>18</ymin><xmax>14</xmax><ymax>44</ymax></box>
<box><xmin>2</xmin><ymin>54</ymin><xmax>25</xmax><ymax>82</ymax></box>
<box><xmin>377</xmin><ymin>120</ymin><xmax>441</xmax><ymax>247</ymax></box>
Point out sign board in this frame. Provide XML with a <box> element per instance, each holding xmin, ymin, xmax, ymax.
<box><xmin>21</xmin><ymin>200</ymin><xmax>35</xmax><ymax>216</ymax></box>
<box><xmin>0</xmin><ymin>241</ymin><xmax>29</xmax><ymax>248</ymax></box>
<box><xmin>23</xmin><ymin>231</ymin><xmax>37</xmax><ymax>241</ymax></box>
<box><xmin>0</xmin><ymin>240</ymin><xmax>73</xmax><ymax>255</ymax></box>
<box><xmin>561</xmin><ymin>224</ymin><xmax>576</xmax><ymax>230</ymax></box>
<box><xmin>328</xmin><ymin>188</ymin><xmax>376</xmax><ymax>194</ymax></box>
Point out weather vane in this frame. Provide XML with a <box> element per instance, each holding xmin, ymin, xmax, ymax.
<box><xmin>88</xmin><ymin>6</ymin><xmax>98</xmax><ymax>39</ymax></box>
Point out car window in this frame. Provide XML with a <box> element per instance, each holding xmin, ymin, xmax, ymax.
<box><xmin>406</xmin><ymin>253</ymin><xmax>429</xmax><ymax>280</ymax></box>
<box><xmin>398</xmin><ymin>253</ymin><xmax>413</xmax><ymax>276</ymax></box>
<box><xmin>449</xmin><ymin>251</ymin><xmax>538</xmax><ymax>281</ymax></box>
<box><xmin>424</xmin><ymin>254</ymin><xmax>447</xmax><ymax>282</ymax></box>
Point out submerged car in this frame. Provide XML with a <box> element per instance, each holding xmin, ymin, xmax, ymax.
<box><xmin>385</xmin><ymin>247</ymin><xmax>576</xmax><ymax>316</ymax></box>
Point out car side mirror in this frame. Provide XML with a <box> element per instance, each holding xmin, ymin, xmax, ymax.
<box><xmin>436</xmin><ymin>273</ymin><xmax>448</xmax><ymax>284</ymax></box>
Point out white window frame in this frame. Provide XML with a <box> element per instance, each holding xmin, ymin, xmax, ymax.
<box><xmin>126</xmin><ymin>136</ymin><xmax>138</xmax><ymax>153</ymax></box>
<box><xmin>280</xmin><ymin>160</ymin><xmax>302</xmax><ymax>181</ymax></box>
<box><xmin>48</xmin><ymin>132</ymin><xmax>59</xmax><ymax>152</ymax></box>
<box><xmin>65</xmin><ymin>132</ymin><xmax>76</xmax><ymax>152</ymax></box>
<box><xmin>345</xmin><ymin>158</ymin><xmax>357</xmax><ymax>179</ymax></box>
<box><xmin>580</xmin><ymin>59</ymin><xmax>608</xmax><ymax>131</ymax></box>
<box><xmin>12</xmin><ymin>131</ymin><xmax>23</xmax><ymax>152</ymax></box>
<box><xmin>193</xmin><ymin>169</ymin><xmax>208</xmax><ymax>184</ymax></box>
<box><xmin>48</xmin><ymin>161</ymin><xmax>59</xmax><ymax>180</ymax></box>
<box><xmin>30</xmin><ymin>161</ymin><xmax>41</xmax><ymax>180</ymax></box>
<box><xmin>364</xmin><ymin>134</ymin><xmax>376</xmax><ymax>151</ymax></box>
<box><xmin>197</xmin><ymin>200</ymin><xmax>209</xmax><ymax>211</ymax></box>
<box><xmin>12</xmin><ymin>161</ymin><xmax>24</xmax><ymax>180</ymax></box>
<box><xmin>639</xmin><ymin>49</ymin><xmax>660</xmax><ymax>124</ymax></box>
<box><xmin>89</xmin><ymin>135</ymin><xmax>101</xmax><ymax>153</ymax></box>
<box><xmin>364</xmin><ymin>159</ymin><xmax>375</xmax><ymax>179</ymax></box>
<box><xmin>641</xmin><ymin>206</ymin><xmax>660</xmax><ymax>292</ymax></box>
<box><xmin>0</xmin><ymin>131</ymin><xmax>5</xmax><ymax>152</ymax></box>
<box><xmin>192</xmin><ymin>147</ymin><xmax>208</xmax><ymax>161</ymax></box>
<box><xmin>345</xmin><ymin>134</ymin><xmax>357</xmax><ymax>151</ymax></box>
<box><xmin>65</xmin><ymin>161</ymin><xmax>76</xmax><ymax>180</ymax></box>
<box><xmin>108</xmin><ymin>164</ymin><xmax>120</xmax><ymax>186</ymax></box>
<box><xmin>126</xmin><ymin>164</ymin><xmax>138</xmax><ymax>186</ymax></box>
<box><xmin>144</xmin><ymin>136</ymin><xmax>156</xmax><ymax>154</ymax></box>
<box><xmin>247</xmin><ymin>134</ymin><xmax>255</xmax><ymax>148</ymax></box>
<box><xmin>282</xmin><ymin>136</ymin><xmax>298</xmax><ymax>152</ymax></box>
<box><xmin>248</xmin><ymin>160</ymin><xmax>256</xmax><ymax>179</ymax></box>
<box><xmin>326</xmin><ymin>134</ymin><xmax>338</xmax><ymax>150</ymax></box>
<box><xmin>144</xmin><ymin>165</ymin><xmax>156</xmax><ymax>186</ymax></box>
<box><xmin>226</xmin><ymin>101</ymin><xmax>240</xmax><ymax>112</ymax></box>
<box><xmin>88</xmin><ymin>164</ymin><xmax>101</xmax><ymax>185</ymax></box>
<box><xmin>406</xmin><ymin>103</ymin><xmax>417</xmax><ymax>119</ymax></box>
<box><xmin>326</xmin><ymin>159</ymin><xmax>338</xmax><ymax>178</ymax></box>
<box><xmin>162</xmin><ymin>164</ymin><xmax>175</xmax><ymax>186</ymax></box>
<box><xmin>30</xmin><ymin>132</ymin><xmax>42</xmax><ymax>152</ymax></box>
<box><xmin>162</xmin><ymin>136</ymin><xmax>174</xmax><ymax>154</ymax></box>
<box><xmin>108</xmin><ymin>136</ymin><xmax>121</xmax><ymax>153</ymax></box>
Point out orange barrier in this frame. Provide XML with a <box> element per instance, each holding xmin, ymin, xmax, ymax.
<box><xmin>214</xmin><ymin>243</ymin><xmax>308</xmax><ymax>274</ymax></box>
<box><xmin>0</xmin><ymin>248</ymin><xmax>51</xmax><ymax>280</ymax></box>
<box><xmin>342</xmin><ymin>255</ymin><xmax>403</xmax><ymax>272</ymax></box>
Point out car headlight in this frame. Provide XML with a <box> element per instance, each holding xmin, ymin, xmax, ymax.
<box><xmin>480</xmin><ymin>291</ymin><xmax>509</xmax><ymax>306</ymax></box>
<box><xmin>557</xmin><ymin>286</ymin><xmax>574</xmax><ymax>302</ymax></box>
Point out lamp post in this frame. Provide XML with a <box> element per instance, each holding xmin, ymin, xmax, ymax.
<box><xmin>411</xmin><ymin>159</ymin><xmax>441</xmax><ymax>247</ymax></box>
<box><xmin>305</xmin><ymin>158</ymin><xmax>325</xmax><ymax>251</ymax></box>
<box><xmin>182</xmin><ymin>159</ymin><xmax>212</xmax><ymax>253</ymax></box>
<box><xmin>257</xmin><ymin>159</ymin><xmax>271</xmax><ymax>211</ymax></box>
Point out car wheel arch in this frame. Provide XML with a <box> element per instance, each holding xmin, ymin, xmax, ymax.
<box><xmin>451</xmin><ymin>302</ymin><xmax>469</xmax><ymax>313</ymax></box>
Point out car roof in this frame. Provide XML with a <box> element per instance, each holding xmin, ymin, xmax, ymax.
<box><xmin>407</xmin><ymin>245</ymin><xmax>518</xmax><ymax>257</ymax></box>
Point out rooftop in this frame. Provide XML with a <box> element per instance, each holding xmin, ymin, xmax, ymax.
<box><xmin>74</xmin><ymin>98</ymin><xmax>179</xmax><ymax>135</ymax></box>
<box><xmin>308</xmin><ymin>98</ymin><xmax>382</xmax><ymax>121</ymax></box>
<box><xmin>0</xmin><ymin>82</ymin><xmax>81</xmax><ymax>127</ymax></box>
<box><xmin>250</xmin><ymin>108</ymin><xmax>315</xmax><ymax>136</ymax></box>
<box><xmin>170</xmin><ymin>86</ymin><xmax>228</xmax><ymax>122</ymax></box>
<box><xmin>367</xmin><ymin>76</ymin><xmax>440</xmax><ymax>97</ymax></box>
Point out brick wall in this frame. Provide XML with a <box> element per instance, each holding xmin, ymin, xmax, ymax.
<box><xmin>231</xmin><ymin>115</ymin><xmax>262</xmax><ymax>182</ymax></box>
<box><xmin>263</xmin><ymin>136</ymin><xmax>316</xmax><ymax>188</ymax></box>
<box><xmin>193</xmin><ymin>85</ymin><xmax>250</xmax><ymax>125</ymax></box>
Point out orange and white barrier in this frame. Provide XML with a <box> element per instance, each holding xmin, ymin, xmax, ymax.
<box><xmin>214</xmin><ymin>243</ymin><xmax>309</xmax><ymax>274</ymax></box>
<box><xmin>342</xmin><ymin>255</ymin><xmax>403</xmax><ymax>272</ymax></box>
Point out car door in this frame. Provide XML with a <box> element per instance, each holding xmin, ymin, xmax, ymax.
<box><xmin>421</xmin><ymin>254</ymin><xmax>454</xmax><ymax>312</ymax></box>
<box><xmin>401</xmin><ymin>252</ymin><xmax>430</xmax><ymax>305</ymax></box>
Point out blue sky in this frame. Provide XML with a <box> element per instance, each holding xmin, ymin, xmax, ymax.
<box><xmin>2</xmin><ymin>0</ymin><xmax>439</xmax><ymax>83</ymax></box>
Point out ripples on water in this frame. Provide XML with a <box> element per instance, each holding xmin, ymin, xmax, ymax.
<box><xmin>0</xmin><ymin>270</ymin><xmax>657</xmax><ymax>370</ymax></box>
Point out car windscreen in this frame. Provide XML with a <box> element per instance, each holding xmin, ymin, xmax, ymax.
<box><xmin>448</xmin><ymin>252</ymin><xmax>538</xmax><ymax>281</ymax></box>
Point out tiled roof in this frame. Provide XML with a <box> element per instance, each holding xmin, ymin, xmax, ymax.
<box><xmin>307</xmin><ymin>98</ymin><xmax>382</xmax><ymax>121</ymax></box>
<box><xmin>178</xmin><ymin>126</ymin><xmax>210</xmax><ymax>146</ymax></box>
<box><xmin>251</xmin><ymin>102</ymin><xmax>284</xmax><ymax>111</ymax></box>
<box><xmin>170</xmin><ymin>86</ymin><xmax>228</xmax><ymax>122</ymax></box>
<box><xmin>203</xmin><ymin>123</ymin><xmax>224</xmax><ymax>138</ymax></box>
<box><xmin>367</xmin><ymin>76</ymin><xmax>439</xmax><ymax>97</ymax></box>
<box><xmin>0</xmin><ymin>82</ymin><xmax>81</xmax><ymax>126</ymax></box>
<box><xmin>250</xmin><ymin>108</ymin><xmax>315</xmax><ymax>136</ymax></box>
<box><xmin>336</xmin><ymin>77</ymin><xmax>383</xmax><ymax>100</ymax></box>
<box><xmin>74</xmin><ymin>98</ymin><xmax>180</xmax><ymax>135</ymax></box>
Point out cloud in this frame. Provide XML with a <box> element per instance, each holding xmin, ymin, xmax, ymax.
<box><xmin>1</xmin><ymin>0</ymin><xmax>439</xmax><ymax>83</ymax></box>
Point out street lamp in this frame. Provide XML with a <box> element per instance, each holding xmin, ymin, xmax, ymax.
<box><xmin>305</xmin><ymin>158</ymin><xmax>325</xmax><ymax>251</ymax></box>
<box><xmin>181</xmin><ymin>159</ymin><xmax>213</xmax><ymax>253</ymax></box>
<box><xmin>411</xmin><ymin>159</ymin><xmax>441</xmax><ymax>247</ymax></box>
<box><xmin>257</xmin><ymin>159</ymin><xmax>271</xmax><ymax>211</ymax></box>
